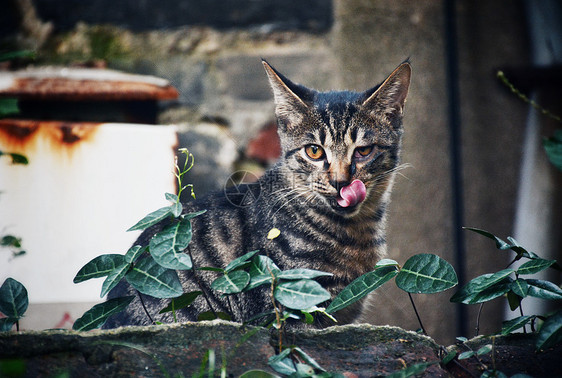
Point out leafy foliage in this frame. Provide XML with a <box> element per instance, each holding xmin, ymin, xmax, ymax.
<box><xmin>452</xmin><ymin>228</ymin><xmax>562</xmax><ymax>352</ymax></box>
<box><xmin>0</xmin><ymin>278</ymin><xmax>29</xmax><ymax>331</ymax></box>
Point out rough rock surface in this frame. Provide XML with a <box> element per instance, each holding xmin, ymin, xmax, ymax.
<box><xmin>2</xmin><ymin>321</ymin><xmax>560</xmax><ymax>377</ymax></box>
<box><xmin>0</xmin><ymin>321</ymin><xmax>445</xmax><ymax>376</ymax></box>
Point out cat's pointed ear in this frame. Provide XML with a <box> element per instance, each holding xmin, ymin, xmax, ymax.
<box><xmin>362</xmin><ymin>62</ymin><xmax>411</xmax><ymax>119</ymax></box>
<box><xmin>262</xmin><ymin>60</ymin><xmax>311</xmax><ymax>128</ymax></box>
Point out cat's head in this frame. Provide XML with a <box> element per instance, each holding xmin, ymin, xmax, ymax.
<box><xmin>263</xmin><ymin>60</ymin><xmax>411</xmax><ymax>217</ymax></box>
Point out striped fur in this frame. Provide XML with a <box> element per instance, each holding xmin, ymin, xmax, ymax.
<box><xmin>104</xmin><ymin>61</ymin><xmax>411</xmax><ymax>328</ymax></box>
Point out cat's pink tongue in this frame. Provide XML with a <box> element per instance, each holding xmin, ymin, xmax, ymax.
<box><xmin>337</xmin><ymin>179</ymin><xmax>367</xmax><ymax>208</ymax></box>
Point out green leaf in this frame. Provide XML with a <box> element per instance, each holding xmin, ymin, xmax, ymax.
<box><xmin>246</xmin><ymin>274</ymin><xmax>273</xmax><ymax>290</ymax></box>
<box><xmin>211</xmin><ymin>270</ymin><xmax>250</xmax><ymax>294</ymax></box>
<box><xmin>375</xmin><ymin>258</ymin><xmax>399</xmax><ymax>268</ymax></box>
<box><xmin>0</xmin><ymin>50</ymin><xmax>35</xmax><ymax>62</ymax></box>
<box><xmin>468</xmin><ymin>281</ymin><xmax>512</xmax><ymax>304</ymax></box>
<box><xmin>441</xmin><ymin>350</ymin><xmax>457</xmax><ymax>365</ymax></box>
<box><xmin>125</xmin><ymin>245</ymin><xmax>144</xmax><ymax>264</ymax></box>
<box><xmin>0</xmin><ymin>98</ymin><xmax>19</xmax><ymax>118</ymax></box>
<box><xmin>526</xmin><ymin>279</ymin><xmax>562</xmax><ymax>300</ymax></box>
<box><xmin>73</xmin><ymin>254</ymin><xmax>126</xmax><ymax>283</ymax></box>
<box><xmin>0</xmin><ymin>278</ymin><xmax>28</xmax><ymax>319</ymax></box>
<box><xmin>395</xmin><ymin>254</ymin><xmax>458</xmax><ymax>294</ymax></box>
<box><xmin>100</xmin><ymin>260</ymin><xmax>131</xmax><ymax>297</ymax></box>
<box><xmin>326</xmin><ymin>266</ymin><xmax>398</xmax><ymax>314</ymax></box>
<box><xmin>536</xmin><ymin>310</ymin><xmax>562</xmax><ymax>350</ymax></box>
<box><xmin>544</xmin><ymin>130</ymin><xmax>562</xmax><ymax>171</ymax></box>
<box><xmin>456</xmin><ymin>336</ymin><xmax>468</xmax><ymax>343</ymax></box>
<box><xmin>0</xmin><ymin>235</ymin><xmax>21</xmax><ymax>248</ymax></box>
<box><xmin>386</xmin><ymin>362</ymin><xmax>437</xmax><ymax>378</ymax></box>
<box><xmin>450</xmin><ymin>269</ymin><xmax>514</xmax><ymax>304</ymax></box>
<box><xmin>165</xmin><ymin>192</ymin><xmax>178</xmax><ymax>202</ymax></box>
<box><xmin>274</xmin><ymin>279</ymin><xmax>331</xmax><ymax>310</ymax></box>
<box><xmin>276</xmin><ymin>268</ymin><xmax>333</xmax><ymax>280</ymax></box>
<box><xmin>477</xmin><ymin>344</ymin><xmax>493</xmax><ymax>355</ymax></box>
<box><xmin>509</xmin><ymin>278</ymin><xmax>529</xmax><ymax>298</ymax></box>
<box><xmin>197</xmin><ymin>311</ymin><xmax>231</xmax><ymax>321</ymax></box>
<box><xmin>464</xmin><ymin>227</ymin><xmax>512</xmax><ymax>249</ymax></box>
<box><xmin>302</xmin><ymin>311</ymin><xmax>314</xmax><ymax>324</ymax></box>
<box><xmin>502</xmin><ymin>315</ymin><xmax>535</xmax><ymax>335</ymax></box>
<box><xmin>517</xmin><ymin>259</ymin><xmax>556</xmax><ymax>275</ymax></box>
<box><xmin>293</xmin><ymin>347</ymin><xmax>325</xmax><ymax>372</ymax></box>
<box><xmin>72</xmin><ymin>296</ymin><xmax>134</xmax><ymax>331</ymax></box>
<box><xmin>268</xmin><ymin>349</ymin><xmax>294</xmax><ymax>375</ymax></box>
<box><xmin>149</xmin><ymin>218</ymin><xmax>193</xmax><ymax>270</ymax></box>
<box><xmin>127</xmin><ymin>206</ymin><xmax>172</xmax><ymax>232</ymax></box>
<box><xmin>0</xmin><ymin>317</ymin><xmax>17</xmax><ymax>332</ymax></box>
<box><xmin>250</xmin><ymin>255</ymin><xmax>281</xmax><ymax>276</ymax></box>
<box><xmin>126</xmin><ymin>257</ymin><xmax>183</xmax><ymax>298</ymax></box>
<box><xmin>159</xmin><ymin>291</ymin><xmax>202</xmax><ymax>314</ymax></box>
<box><xmin>507</xmin><ymin>290</ymin><xmax>522</xmax><ymax>311</ymax></box>
<box><xmin>464</xmin><ymin>228</ymin><xmax>537</xmax><ymax>259</ymax></box>
<box><xmin>0</xmin><ymin>151</ymin><xmax>28</xmax><ymax>165</ymax></box>
<box><xmin>225</xmin><ymin>250</ymin><xmax>260</xmax><ymax>272</ymax></box>
<box><xmin>183</xmin><ymin>209</ymin><xmax>207</xmax><ymax>220</ymax></box>
<box><xmin>171</xmin><ymin>201</ymin><xmax>183</xmax><ymax>218</ymax></box>
<box><xmin>458</xmin><ymin>351</ymin><xmax>475</xmax><ymax>360</ymax></box>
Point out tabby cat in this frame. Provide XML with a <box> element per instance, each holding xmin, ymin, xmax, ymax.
<box><xmin>104</xmin><ymin>60</ymin><xmax>411</xmax><ymax>328</ymax></box>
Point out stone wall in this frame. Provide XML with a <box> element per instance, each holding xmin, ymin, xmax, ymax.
<box><xmin>2</xmin><ymin>0</ymin><xmax>540</xmax><ymax>344</ymax></box>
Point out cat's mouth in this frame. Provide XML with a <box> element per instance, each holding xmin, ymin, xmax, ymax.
<box><xmin>329</xmin><ymin>179</ymin><xmax>367</xmax><ymax>214</ymax></box>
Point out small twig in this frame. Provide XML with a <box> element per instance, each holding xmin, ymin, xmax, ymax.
<box><xmin>407</xmin><ymin>293</ymin><xmax>427</xmax><ymax>335</ymax></box>
<box><xmin>497</xmin><ymin>70</ymin><xmax>562</xmax><ymax>123</ymax></box>
<box><xmin>225</xmin><ymin>295</ymin><xmax>235</xmax><ymax>319</ymax></box>
<box><xmin>268</xmin><ymin>268</ymin><xmax>283</xmax><ymax>353</ymax></box>
<box><xmin>187</xmin><ymin>247</ymin><xmax>218</xmax><ymax>319</ymax></box>
<box><xmin>475</xmin><ymin>303</ymin><xmax>484</xmax><ymax>336</ymax></box>
<box><xmin>137</xmin><ymin>289</ymin><xmax>155</xmax><ymax>325</ymax></box>
<box><xmin>519</xmin><ymin>303</ymin><xmax>527</xmax><ymax>334</ymax></box>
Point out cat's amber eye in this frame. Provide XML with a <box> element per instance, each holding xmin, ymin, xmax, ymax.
<box><xmin>354</xmin><ymin>146</ymin><xmax>373</xmax><ymax>158</ymax></box>
<box><xmin>305</xmin><ymin>144</ymin><xmax>325</xmax><ymax>160</ymax></box>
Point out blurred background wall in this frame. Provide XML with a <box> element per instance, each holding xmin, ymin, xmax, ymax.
<box><xmin>1</xmin><ymin>0</ymin><xmax>560</xmax><ymax>344</ymax></box>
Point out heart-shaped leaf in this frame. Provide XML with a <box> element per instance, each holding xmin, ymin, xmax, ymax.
<box><xmin>0</xmin><ymin>278</ymin><xmax>28</xmax><ymax>319</ymax></box>
<box><xmin>327</xmin><ymin>266</ymin><xmax>398</xmax><ymax>314</ymax></box>
<box><xmin>149</xmin><ymin>218</ymin><xmax>193</xmax><ymax>270</ymax></box>
<box><xmin>159</xmin><ymin>291</ymin><xmax>202</xmax><ymax>314</ymax></box>
<box><xmin>395</xmin><ymin>254</ymin><xmax>458</xmax><ymax>294</ymax></box>
<box><xmin>128</xmin><ymin>206</ymin><xmax>172</xmax><ymax>232</ymax></box>
<box><xmin>536</xmin><ymin>310</ymin><xmax>562</xmax><ymax>351</ymax></box>
<box><xmin>100</xmin><ymin>260</ymin><xmax>131</xmax><ymax>298</ymax></box>
<box><xmin>451</xmin><ymin>269</ymin><xmax>514</xmax><ymax>304</ymax></box>
<box><xmin>211</xmin><ymin>270</ymin><xmax>250</xmax><ymax>294</ymax></box>
<box><xmin>274</xmin><ymin>280</ymin><xmax>330</xmax><ymax>310</ymax></box>
<box><xmin>74</xmin><ymin>254</ymin><xmax>126</xmax><ymax>283</ymax></box>
<box><xmin>72</xmin><ymin>296</ymin><xmax>134</xmax><ymax>331</ymax></box>
<box><xmin>502</xmin><ymin>315</ymin><xmax>535</xmax><ymax>335</ymax></box>
<box><xmin>225</xmin><ymin>250</ymin><xmax>260</xmax><ymax>272</ymax></box>
<box><xmin>517</xmin><ymin>258</ymin><xmax>556</xmax><ymax>275</ymax></box>
<box><xmin>126</xmin><ymin>257</ymin><xmax>183</xmax><ymax>298</ymax></box>
<box><xmin>526</xmin><ymin>279</ymin><xmax>562</xmax><ymax>300</ymax></box>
